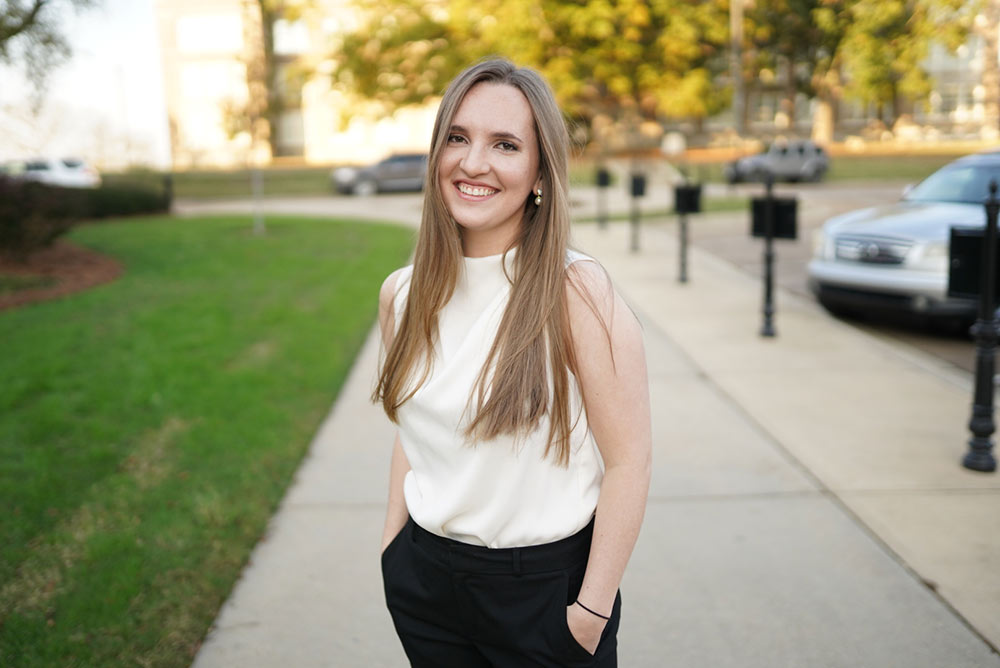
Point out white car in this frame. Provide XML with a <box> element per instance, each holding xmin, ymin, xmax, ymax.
<box><xmin>808</xmin><ymin>151</ymin><xmax>1000</xmax><ymax>320</ymax></box>
<box><xmin>5</xmin><ymin>158</ymin><xmax>102</xmax><ymax>188</ymax></box>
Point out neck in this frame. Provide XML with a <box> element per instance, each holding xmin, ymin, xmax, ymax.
<box><xmin>461</xmin><ymin>227</ymin><xmax>520</xmax><ymax>258</ymax></box>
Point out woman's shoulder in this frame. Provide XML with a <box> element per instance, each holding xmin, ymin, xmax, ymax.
<box><xmin>565</xmin><ymin>248</ymin><xmax>596</xmax><ymax>269</ymax></box>
<box><xmin>564</xmin><ymin>250</ymin><xmax>609</xmax><ymax>298</ymax></box>
<box><xmin>379</xmin><ymin>265</ymin><xmax>414</xmax><ymax>309</ymax></box>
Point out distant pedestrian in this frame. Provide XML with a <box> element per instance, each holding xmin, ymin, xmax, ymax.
<box><xmin>372</xmin><ymin>58</ymin><xmax>651</xmax><ymax>667</ymax></box>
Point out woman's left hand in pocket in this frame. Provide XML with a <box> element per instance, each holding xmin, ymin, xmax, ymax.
<box><xmin>566</xmin><ymin>603</ymin><xmax>607</xmax><ymax>655</ymax></box>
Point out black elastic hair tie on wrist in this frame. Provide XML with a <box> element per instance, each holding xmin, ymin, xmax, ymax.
<box><xmin>575</xmin><ymin>600</ymin><xmax>611</xmax><ymax>621</ymax></box>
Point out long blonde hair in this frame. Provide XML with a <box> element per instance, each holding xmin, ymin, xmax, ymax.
<box><xmin>373</xmin><ymin>59</ymin><xmax>578</xmax><ymax>465</ymax></box>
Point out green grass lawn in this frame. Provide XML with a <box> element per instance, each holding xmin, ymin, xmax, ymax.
<box><xmin>104</xmin><ymin>167</ymin><xmax>335</xmax><ymax>200</ymax></box>
<box><xmin>0</xmin><ymin>214</ymin><xmax>414</xmax><ymax>667</ymax></box>
<box><xmin>677</xmin><ymin>152</ymin><xmax>966</xmax><ymax>185</ymax></box>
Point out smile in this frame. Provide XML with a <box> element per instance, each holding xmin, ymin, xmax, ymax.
<box><xmin>457</xmin><ymin>183</ymin><xmax>497</xmax><ymax>197</ymax></box>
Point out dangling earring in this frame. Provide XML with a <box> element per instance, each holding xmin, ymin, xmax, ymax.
<box><xmin>534</xmin><ymin>187</ymin><xmax>542</xmax><ymax>206</ymax></box>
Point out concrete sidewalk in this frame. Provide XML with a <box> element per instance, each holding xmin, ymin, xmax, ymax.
<box><xmin>191</xmin><ymin>207</ymin><xmax>1000</xmax><ymax>667</ymax></box>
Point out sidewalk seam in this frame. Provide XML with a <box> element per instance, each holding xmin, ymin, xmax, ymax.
<box><xmin>630</xmin><ymin>299</ymin><xmax>1000</xmax><ymax>655</ymax></box>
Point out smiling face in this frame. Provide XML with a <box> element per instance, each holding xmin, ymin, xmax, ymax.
<box><xmin>437</xmin><ymin>82</ymin><xmax>541</xmax><ymax>257</ymax></box>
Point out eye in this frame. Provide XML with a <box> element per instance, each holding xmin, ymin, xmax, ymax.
<box><xmin>497</xmin><ymin>141</ymin><xmax>518</xmax><ymax>152</ymax></box>
<box><xmin>447</xmin><ymin>133</ymin><xmax>466</xmax><ymax>144</ymax></box>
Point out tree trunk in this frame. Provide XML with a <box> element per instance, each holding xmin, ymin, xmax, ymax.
<box><xmin>812</xmin><ymin>95</ymin><xmax>835</xmax><ymax>144</ymax></box>
<box><xmin>811</xmin><ymin>66</ymin><xmax>841</xmax><ymax>144</ymax></box>
<box><xmin>779</xmin><ymin>58</ymin><xmax>796</xmax><ymax>130</ymax></box>
<box><xmin>980</xmin><ymin>0</ymin><xmax>1000</xmax><ymax>137</ymax></box>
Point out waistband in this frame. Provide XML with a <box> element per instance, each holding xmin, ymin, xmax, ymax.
<box><xmin>409</xmin><ymin>517</ymin><xmax>594</xmax><ymax>575</ymax></box>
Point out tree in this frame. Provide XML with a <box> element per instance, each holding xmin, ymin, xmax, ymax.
<box><xmin>331</xmin><ymin>0</ymin><xmax>730</xmax><ymax>146</ymax></box>
<box><xmin>747</xmin><ymin>0</ymin><xmax>972</xmax><ymax>141</ymax></box>
<box><xmin>0</xmin><ymin>0</ymin><xmax>99</xmax><ymax>107</ymax></box>
<box><xmin>220</xmin><ymin>0</ymin><xmax>317</xmax><ymax>162</ymax></box>
<box><xmin>980</xmin><ymin>0</ymin><xmax>1000</xmax><ymax>136</ymax></box>
<box><xmin>838</xmin><ymin>0</ymin><xmax>972</xmax><ymax>124</ymax></box>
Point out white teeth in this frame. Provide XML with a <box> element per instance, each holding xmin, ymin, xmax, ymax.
<box><xmin>458</xmin><ymin>183</ymin><xmax>497</xmax><ymax>197</ymax></box>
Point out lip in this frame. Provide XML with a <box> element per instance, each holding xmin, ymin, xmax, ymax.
<box><xmin>454</xmin><ymin>180</ymin><xmax>499</xmax><ymax>200</ymax></box>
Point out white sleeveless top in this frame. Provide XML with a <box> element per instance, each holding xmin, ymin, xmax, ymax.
<box><xmin>392</xmin><ymin>249</ymin><xmax>604</xmax><ymax>548</ymax></box>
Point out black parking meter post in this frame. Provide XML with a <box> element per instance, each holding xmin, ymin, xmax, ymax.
<box><xmin>761</xmin><ymin>173</ymin><xmax>777</xmax><ymax>337</ymax></box>
<box><xmin>630</xmin><ymin>173</ymin><xmax>645</xmax><ymax>253</ymax></box>
<box><xmin>674</xmin><ymin>180</ymin><xmax>702</xmax><ymax>284</ymax></box>
<box><xmin>679</xmin><ymin>208</ymin><xmax>689</xmax><ymax>283</ymax></box>
<box><xmin>630</xmin><ymin>194</ymin><xmax>640</xmax><ymax>252</ymax></box>
<box><xmin>964</xmin><ymin>180</ymin><xmax>1000</xmax><ymax>473</ymax></box>
<box><xmin>596</xmin><ymin>167</ymin><xmax>610</xmax><ymax>230</ymax></box>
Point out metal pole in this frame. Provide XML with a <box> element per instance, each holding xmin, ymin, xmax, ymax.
<box><xmin>761</xmin><ymin>173</ymin><xmax>776</xmax><ymax>337</ymax></box>
<box><xmin>252</xmin><ymin>166</ymin><xmax>265</xmax><ymax>236</ymax></box>
<box><xmin>964</xmin><ymin>179</ymin><xmax>999</xmax><ymax>472</ymax></box>
<box><xmin>679</xmin><ymin>211</ymin><xmax>689</xmax><ymax>283</ymax></box>
<box><xmin>598</xmin><ymin>180</ymin><xmax>608</xmax><ymax>230</ymax></box>
<box><xmin>630</xmin><ymin>194</ymin><xmax>640</xmax><ymax>252</ymax></box>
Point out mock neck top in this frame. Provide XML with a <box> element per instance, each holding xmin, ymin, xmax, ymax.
<box><xmin>391</xmin><ymin>249</ymin><xmax>603</xmax><ymax>548</ymax></box>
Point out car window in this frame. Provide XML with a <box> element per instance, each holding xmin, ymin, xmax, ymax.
<box><xmin>62</xmin><ymin>159</ymin><xmax>83</xmax><ymax>168</ymax></box>
<box><xmin>905</xmin><ymin>164</ymin><xmax>1000</xmax><ymax>204</ymax></box>
<box><xmin>25</xmin><ymin>161</ymin><xmax>50</xmax><ymax>171</ymax></box>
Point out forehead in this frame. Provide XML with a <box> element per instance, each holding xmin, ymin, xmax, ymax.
<box><xmin>453</xmin><ymin>82</ymin><xmax>535</xmax><ymax>136</ymax></box>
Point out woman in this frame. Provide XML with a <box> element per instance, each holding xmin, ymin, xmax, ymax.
<box><xmin>373</xmin><ymin>59</ymin><xmax>651</xmax><ymax>668</ymax></box>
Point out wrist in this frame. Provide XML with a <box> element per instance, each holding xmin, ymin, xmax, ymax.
<box><xmin>574</xmin><ymin>599</ymin><xmax>611</xmax><ymax>621</ymax></box>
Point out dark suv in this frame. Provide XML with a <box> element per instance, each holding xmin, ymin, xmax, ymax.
<box><xmin>331</xmin><ymin>153</ymin><xmax>428</xmax><ymax>195</ymax></box>
<box><xmin>725</xmin><ymin>140</ymin><xmax>830</xmax><ymax>183</ymax></box>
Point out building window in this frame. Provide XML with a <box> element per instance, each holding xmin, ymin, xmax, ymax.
<box><xmin>176</xmin><ymin>14</ymin><xmax>243</xmax><ymax>55</ymax></box>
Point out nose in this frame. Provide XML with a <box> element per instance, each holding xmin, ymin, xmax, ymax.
<box><xmin>459</xmin><ymin>141</ymin><xmax>489</xmax><ymax>176</ymax></box>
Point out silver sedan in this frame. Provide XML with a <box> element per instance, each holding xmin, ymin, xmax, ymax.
<box><xmin>808</xmin><ymin>151</ymin><xmax>1000</xmax><ymax>319</ymax></box>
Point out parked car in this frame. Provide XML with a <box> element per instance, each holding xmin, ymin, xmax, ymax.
<box><xmin>331</xmin><ymin>153</ymin><xmax>427</xmax><ymax>195</ymax></box>
<box><xmin>725</xmin><ymin>140</ymin><xmax>829</xmax><ymax>183</ymax></box>
<box><xmin>4</xmin><ymin>158</ymin><xmax>102</xmax><ymax>188</ymax></box>
<box><xmin>808</xmin><ymin>151</ymin><xmax>1000</xmax><ymax>320</ymax></box>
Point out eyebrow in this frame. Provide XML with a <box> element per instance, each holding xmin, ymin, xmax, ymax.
<box><xmin>449</xmin><ymin>124</ymin><xmax>524</xmax><ymax>144</ymax></box>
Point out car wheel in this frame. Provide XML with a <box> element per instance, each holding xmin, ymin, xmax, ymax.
<box><xmin>353</xmin><ymin>179</ymin><xmax>377</xmax><ymax>196</ymax></box>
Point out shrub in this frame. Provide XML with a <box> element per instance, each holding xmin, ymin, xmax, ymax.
<box><xmin>88</xmin><ymin>183</ymin><xmax>170</xmax><ymax>219</ymax></box>
<box><xmin>0</xmin><ymin>176</ymin><xmax>87</xmax><ymax>260</ymax></box>
<box><xmin>0</xmin><ymin>176</ymin><xmax>171</xmax><ymax>260</ymax></box>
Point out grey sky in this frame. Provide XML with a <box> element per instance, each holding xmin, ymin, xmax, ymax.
<box><xmin>0</xmin><ymin>0</ymin><xmax>171</xmax><ymax>168</ymax></box>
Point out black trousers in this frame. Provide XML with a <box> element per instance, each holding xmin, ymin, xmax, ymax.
<box><xmin>381</xmin><ymin>517</ymin><xmax>621</xmax><ymax>667</ymax></box>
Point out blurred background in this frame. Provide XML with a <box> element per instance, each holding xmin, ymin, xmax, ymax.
<box><xmin>3</xmin><ymin>2</ymin><xmax>1000</xmax><ymax>666</ymax></box>
<box><xmin>1</xmin><ymin>0</ymin><xmax>997</xmax><ymax>175</ymax></box>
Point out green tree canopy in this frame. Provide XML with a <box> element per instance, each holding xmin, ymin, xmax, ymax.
<box><xmin>332</xmin><ymin>0</ymin><xmax>730</xmax><ymax>132</ymax></box>
<box><xmin>746</xmin><ymin>0</ymin><xmax>974</xmax><ymax>132</ymax></box>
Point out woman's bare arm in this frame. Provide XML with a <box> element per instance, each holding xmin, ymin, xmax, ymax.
<box><xmin>564</xmin><ymin>260</ymin><xmax>652</xmax><ymax>652</ymax></box>
<box><xmin>378</xmin><ymin>269</ymin><xmax>412</xmax><ymax>552</ymax></box>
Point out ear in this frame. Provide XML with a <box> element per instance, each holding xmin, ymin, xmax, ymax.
<box><xmin>533</xmin><ymin>174</ymin><xmax>543</xmax><ymax>193</ymax></box>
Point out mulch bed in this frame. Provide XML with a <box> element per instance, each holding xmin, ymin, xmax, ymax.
<box><xmin>0</xmin><ymin>242</ymin><xmax>123</xmax><ymax>311</ymax></box>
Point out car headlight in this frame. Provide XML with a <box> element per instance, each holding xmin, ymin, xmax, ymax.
<box><xmin>912</xmin><ymin>240</ymin><xmax>948</xmax><ymax>271</ymax></box>
<box><xmin>922</xmin><ymin>241</ymin><xmax>948</xmax><ymax>259</ymax></box>
<box><xmin>332</xmin><ymin>167</ymin><xmax>356</xmax><ymax>183</ymax></box>
<box><xmin>812</xmin><ymin>230</ymin><xmax>831</xmax><ymax>259</ymax></box>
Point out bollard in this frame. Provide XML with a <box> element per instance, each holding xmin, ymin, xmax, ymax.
<box><xmin>750</xmin><ymin>173</ymin><xmax>797</xmax><ymax>337</ymax></box>
<box><xmin>761</xmin><ymin>177</ymin><xmax>776</xmax><ymax>336</ymax></box>
<box><xmin>629</xmin><ymin>173</ymin><xmax>646</xmax><ymax>253</ymax></box>
<box><xmin>964</xmin><ymin>180</ymin><xmax>1000</xmax><ymax>473</ymax></box>
<box><xmin>674</xmin><ymin>182</ymin><xmax>702</xmax><ymax>283</ymax></box>
<box><xmin>596</xmin><ymin>167</ymin><xmax>611</xmax><ymax>230</ymax></box>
